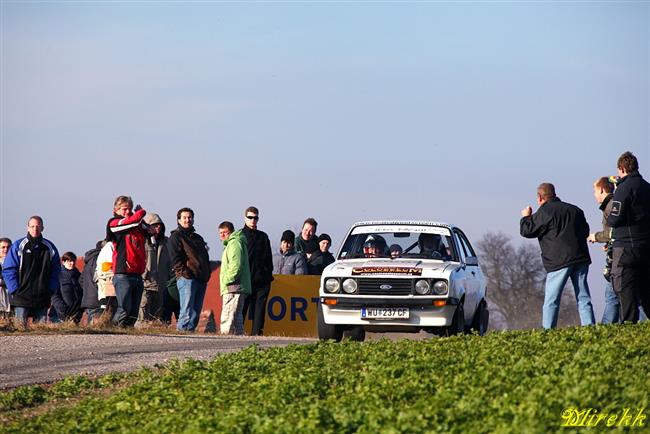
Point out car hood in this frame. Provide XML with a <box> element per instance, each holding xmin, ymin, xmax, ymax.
<box><xmin>326</xmin><ymin>258</ymin><xmax>455</xmax><ymax>278</ymax></box>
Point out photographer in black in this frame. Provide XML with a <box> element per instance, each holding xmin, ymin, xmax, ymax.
<box><xmin>607</xmin><ymin>152</ymin><xmax>650</xmax><ymax>323</ymax></box>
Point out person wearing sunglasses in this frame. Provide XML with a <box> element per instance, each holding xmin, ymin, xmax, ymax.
<box><xmin>240</xmin><ymin>206</ymin><xmax>273</xmax><ymax>335</ymax></box>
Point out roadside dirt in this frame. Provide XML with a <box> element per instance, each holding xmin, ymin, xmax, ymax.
<box><xmin>0</xmin><ymin>333</ymin><xmax>315</xmax><ymax>389</ymax></box>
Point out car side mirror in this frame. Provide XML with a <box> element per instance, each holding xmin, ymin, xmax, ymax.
<box><xmin>465</xmin><ymin>256</ymin><xmax>478</xmax><ymax>266</ymax></box>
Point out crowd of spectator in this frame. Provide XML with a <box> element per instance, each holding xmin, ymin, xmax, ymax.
<box><xmin>0</xmin><ymin>201</ymin><xmax>335</xmax><ymax>335</ymax></box>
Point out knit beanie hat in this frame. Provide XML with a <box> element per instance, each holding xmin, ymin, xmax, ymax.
<box><xmin>281</xmin><ymin>230</ymin><xmax>295</xmax><ymax>243</ymax></box>
<box><xmin>318</xmin><ymin>233</ymin><xmax>331</xmax><ymax>244</ymax></box>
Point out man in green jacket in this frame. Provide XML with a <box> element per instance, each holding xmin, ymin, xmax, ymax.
<box><xmin>218</xmin><ymin>221</ymin><xmax>252</xmax><ymax>335</ymax></box>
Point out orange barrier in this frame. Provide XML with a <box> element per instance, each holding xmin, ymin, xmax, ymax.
<box><xmin>78</xmin><ymin>259</ymin><xmax>320</xmax><ymax>337</ymax></box>
<box><xmin>245</xmin><ymin>275</ymin><xmax>320</xmax><ymax>337</ymax></box>
<box><xmin>204</xmin><ymin>269</ymin><xmax>319</xmax><ymax>337</ymax></box>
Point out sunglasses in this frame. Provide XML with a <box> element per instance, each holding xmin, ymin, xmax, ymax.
<box><xmin>246</xmin><ymin>215</ymin><xmax>259</xmax><ymax>220</ymax></box>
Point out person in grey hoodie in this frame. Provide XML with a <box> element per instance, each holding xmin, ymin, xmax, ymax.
<box><xmin>273</xmin><ymin>230</ymin><xmax>307</xmax><ymax>275</ymax></box>
<box><xmin>138</xmin><ymin>212</ymin><xmax>170</xmax><ymax>324</ymax></box>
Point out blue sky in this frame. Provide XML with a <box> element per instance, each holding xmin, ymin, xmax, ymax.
<box><xmin>1</xmin><ymin>1</ymin><xmax>648</xmax><ymax>317</ymax></box>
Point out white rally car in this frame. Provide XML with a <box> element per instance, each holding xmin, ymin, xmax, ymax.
<box><xmin>318</xmin><ymin>221</ymin><xmax>489</xmax><ymax>341</ymax></box>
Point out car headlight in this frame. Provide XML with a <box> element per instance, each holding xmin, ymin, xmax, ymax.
<box><xmin>414</xmin><ymin>279</ymin><xmax>431</xmax><ymax>295</ymax></box>
<box><xmin>432</xmin><ymin>280</ymin><xmax>448</xmax><ymax>295</ymax></box>
<box><xmin>342</xmin><ymin>278</ymin><xmax>358</xmax><ymax>294</ymax></box>
<box><xmin>324</xmin><ymin>278</ymin><xmax>341</xmax><ymax>293</ymax></box>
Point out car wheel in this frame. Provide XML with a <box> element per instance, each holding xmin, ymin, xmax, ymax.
<box><xmin>344</xmin><ymin>326</ymin><xmax>366</xmax><ymax>342</ymax></box>
<box><xmin>470</xmin><ymin>300</ymin><xmax>489</xmax><ymax>336</ymax></box>
<box><xmin>445</xmin><ymin>302</ymin><xmax>464</xmax><ymax>336</ymax></box>
<box><xmin>317</xmin><ymin>302</ymin><xmax>343</xmax><ymax>341</ymax></box>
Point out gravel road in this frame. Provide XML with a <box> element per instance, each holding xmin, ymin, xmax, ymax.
<box><xmin>0</xmin><ymin>333</ymin><xmax>315</xmax><ymax>390</ymax></box>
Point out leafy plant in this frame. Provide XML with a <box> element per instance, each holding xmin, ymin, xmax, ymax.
<box><xmin>0</xmin><ymin>386</ymin><xmax>46</xmax><ymax>411</ymax></box>
<box><xmin>2</xmin><ymin>323</ymin><xmax>649</xmax><ymax>433</ymax></box>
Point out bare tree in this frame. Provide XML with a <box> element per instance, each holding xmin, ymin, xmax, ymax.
<box><xmin>476</xmin><ymin>232</ymin><xmax>578</xmax><ymax>330</ymax></box>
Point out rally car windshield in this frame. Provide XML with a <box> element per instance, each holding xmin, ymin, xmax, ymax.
<box><xmin>338</xmin><ymin>226</ymin><xmax>458</xmax><ymax>261</ymax></box>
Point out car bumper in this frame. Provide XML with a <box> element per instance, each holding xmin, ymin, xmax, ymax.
<box><xmin>320</xmin><ymin>299</ymin><xmax>457</xmax><ymax>327</ymax></box>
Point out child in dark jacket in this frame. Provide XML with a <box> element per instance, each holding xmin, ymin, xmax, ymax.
<box><xmin>52</xmin><ymin>252</ymin><xmax>83</xmax><ymax>324</ymax></box>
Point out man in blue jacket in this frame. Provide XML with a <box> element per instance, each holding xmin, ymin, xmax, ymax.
<box><xmin>607</xmin><ymin>151</ymin><xmax>650</xmax><ymax>323</ymax></box>
<box><xmin>520</xmin><ymin>183</ymin><xmax>595</xmax><ymax>329</ymax></box>
<box><xmin>2</xmin><ymin>216</ymin><xmax>61</xmax><ymax>328</ymax></box>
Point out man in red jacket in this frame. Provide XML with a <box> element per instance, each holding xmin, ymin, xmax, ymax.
<box><xmin>106</xmin><ymin>195</ymin><xmax>148</xmax><ymax>327</ymax></box>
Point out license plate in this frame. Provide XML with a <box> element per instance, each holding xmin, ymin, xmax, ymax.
<box><xmin>361</xmin><ymin>307</ymin><xmax>409</xmax><ymax>319</ymax></box>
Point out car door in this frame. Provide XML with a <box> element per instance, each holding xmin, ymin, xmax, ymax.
<box><xmin>463</xmin><ymin>233</ymin><xmax>486</xmax><ymax>308</ymax></box>
<box><xmin>452</xmin><ymin>231</ymin><xmax>471</xmax><ymax>324</ymax></box>
<box><xmin>454</xmin><ymin>230</ymin><xmax>480</xmax><ymax>319</ymax></box>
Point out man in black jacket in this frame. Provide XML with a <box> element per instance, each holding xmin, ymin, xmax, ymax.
<box><xmin>520</xmin><ymin>183</ymin><xmax>595</xmax><ymax>329</ymax></box>
<box><xmin>168</xmin><ymin>208</ymin><xmax>211</xmax><ymax>332</ymax></box>
<box><xmin>607</xmin><ymin>151</ymin><xmax>650</xmax><ymax>323</ymax></box>
<box><xmin>241</xmin><ymin>206</ymin><xmax>274</xmax><ymax>335</ymax></box>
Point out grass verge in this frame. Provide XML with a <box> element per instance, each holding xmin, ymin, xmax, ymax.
<box><xmin>2</xmin><ymin>323</ymin><xmax>649</xmax><ymax>433</ymax></box>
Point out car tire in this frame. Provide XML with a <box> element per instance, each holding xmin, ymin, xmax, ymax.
<box><xmin>445</xmin><ymin>302</ymin><xmax>465</xmax><ymax>336</ymax></box>
<box><xmin>317</xmin><ymin>302</ymin><xmax>343</xmax><ymax>342</ymax></box>
<box><xmin>470</xmin><ymin>300</ymin><xmax>489</xmax><ymax>336</ymax></box>
<box><xmin>344</xmin><ymin>326</ymin><xmax>366</xmax><ymax>342</ymax></box>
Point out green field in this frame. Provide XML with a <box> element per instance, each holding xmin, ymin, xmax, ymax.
<box><xmin>2</xmin><ymin>323</ymin><xmax>650</xmax><ymax>433</ymax></box>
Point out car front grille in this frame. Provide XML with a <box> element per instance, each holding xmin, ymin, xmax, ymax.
<box><xmin>357</xmin><ymin>278</ymin><xmax>413</xmax><ymax>295</ymax></box>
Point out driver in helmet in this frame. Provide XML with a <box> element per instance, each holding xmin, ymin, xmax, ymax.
<box><xmin>363</xmin><ymin>235</ymin><xmax>386</xmax><ymax>258</ymax></box>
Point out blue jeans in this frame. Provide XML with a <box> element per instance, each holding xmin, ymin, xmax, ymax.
<box><xmin>112</xmin><ymin>274</ymin><xmax>144</xmax><ymax>327</ymax></box>
<box><xmin>543</xmin><ymin>263</ymin><xmax>595</xmax><ymax>329</ymax></box>
<box><xmin>601</xmin><ymin>280</ymin><xmax>620</xmax><ymax>324</ymax></box>
<box><xmin>14</xmin><ymin>307</ymin><xmax>48</xmax><ymax>327</ymax></box>
<box><xmin>176</xmin><ymin>277</ymin><xmax>207</xmax><ymax>331</ymax></box>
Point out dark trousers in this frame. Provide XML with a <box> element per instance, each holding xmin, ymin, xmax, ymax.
<box><xmin>112</xmin><ymin>274</ymin><xmax>144</xmax><ymax>327</ymax></box>
<box><xmin>243</xmin><ymin>285</ymin><xmax>270</xmax><ymax>335</ymax></box>
<box><xmin>162</xmin><ymin>293</ymin><xmax>180</xmax><ymax>324</ymax></box>
<box><xmin>611</xmin><ymin>246</ymin><xmax>650</xmax><ymax>323</ymax></box>
<box><xmin>139</xmin><ymin>288</ymin><xmax>164</xmax><ymax>322</ymax></box>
